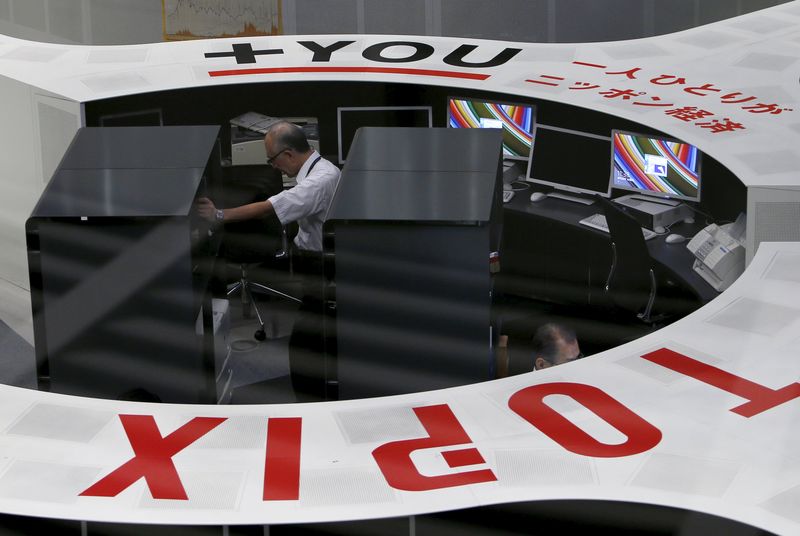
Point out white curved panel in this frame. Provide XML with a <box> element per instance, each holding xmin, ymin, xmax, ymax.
<box><xmin>0</xmin><ymin>242</ymin><xmax>797</xmax><ymax>532</ymax></box>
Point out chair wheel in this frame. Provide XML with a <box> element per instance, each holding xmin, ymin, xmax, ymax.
<box><xmin>254</xmin><ymin>329</ymin><xmax>266</xmax><ymax>341</ymax></box>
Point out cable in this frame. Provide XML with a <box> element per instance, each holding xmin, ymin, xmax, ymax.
<box><xmin>510</xmin><ymin>180</ymin><xmax>531</xmax><ymax>192</ymax></box>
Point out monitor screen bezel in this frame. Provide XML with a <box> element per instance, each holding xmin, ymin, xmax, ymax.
<box><xmin>336</xmin><ymin>105</ymin><xmax>433</xmax><ymax>165</ymax></box>
<box><xmin>446</xmin><ymin>95</ymin><xmax>536</xmax><ymax>162</ymax></box>
<box><xmin>610</xmin><ymin>129</ymin><xmax>702</xmax><ymax>203</ymax></box>
<box><xmin>525</xmin><ymin>125</ymin><xmax>613</xmax><ymax>199</ymax></box>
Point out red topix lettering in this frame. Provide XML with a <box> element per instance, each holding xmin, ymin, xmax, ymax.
<box><xmin>509</xmin><ymin>382</ymin><xmax>662</xmax><ymax>457</ymax></box>
<box><xmin>263</xmin><ymin>417</ymin><xmax>302</xmax><ymax>501</ymax></box>
<box><xmin>642</xmin><ymin>348</ymin><xmax>800</xmax><ymax>417</ymax></box>
<box><xmin>80</xmin><ymin>415</ymin><xmax>226</xmax><ymax>500</ymax></box>
<box><xmin>372</xmin><ymin>404</ymin><xmax>497</xmax><ymax>492</ymax></box>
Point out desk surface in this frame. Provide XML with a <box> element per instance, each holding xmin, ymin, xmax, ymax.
<box><xmin>503</xmin><ymin>185</ymin><xmax>720</xmax><ymax>304</ymax></box>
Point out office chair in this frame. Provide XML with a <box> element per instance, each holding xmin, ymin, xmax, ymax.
<box><xmin>219</xmin><ymin>164</ymin><xmax>301</xmax><ymax>341</ymax></box>
<box><xmin>596</xmin><ymin>196</ymin><xmax>662</xmax><ymax>325</ymax></box>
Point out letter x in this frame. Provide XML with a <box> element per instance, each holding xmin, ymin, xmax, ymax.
<box><xmin>204</xmin><ymin>43</ymin><xmax>283</xmax><ymax>64</ymax></box>
<box><xmin>81</xmin><ymin>415</ymin><xmax>226</xmax><ymax>500</ymax></box>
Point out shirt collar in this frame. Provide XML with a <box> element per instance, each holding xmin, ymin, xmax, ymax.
<box><xmin>296</xmin><ymin>150</ymin><xmax>320</xmax><ymax>182</ymax></box>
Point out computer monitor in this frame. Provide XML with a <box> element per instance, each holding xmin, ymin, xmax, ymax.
<box><xmin>99</xmin><ymin>108</ymin><xmax>163</xmax><ymax>127</ymax></box>
<box><xmin>337</xmin><ymin>106</ymin><xmax>433</xmax><ymax>164</ymax></box>
<box><xmin>447</xmin><ymin>97</ymin><xmax>534</xmax><ymax>161</ymax></box>
<box><xmin>611</xmin><ymin>130</ymin><xmax>701</xmax><ymax>202</ymax></box>
<box><xmin>526</xmin><ymin>126</ymin><xmax>612</xmax><ymax>198</ymax></box>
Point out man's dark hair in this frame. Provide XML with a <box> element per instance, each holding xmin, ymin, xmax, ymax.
<box><xmin>269</xmin><ymin>120</ymin><xmax>311</xmax><ymax>153</ymax></box>
<box><xmin>531</xmin><ymin>322</ymin><xmax>577</xmax><ymax>363</ymax></box>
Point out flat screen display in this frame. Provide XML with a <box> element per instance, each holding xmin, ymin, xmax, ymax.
<box><xmin>611</xmin><ymin>130</ymin><xmax>701</xmax><ymax>202</ymax></box>
<box><xmin>447</xmin><ymin>97</ymin><xmax>534</xmax><ymax>161</ymax></box>
<box><xmin>337</xmin><ymin>106</ymin><xmax>432</xmax><ymax>164</ymax></box>
<box><xmin>99</xmin><ymin>108</ymin><xmax>163</xmax><ymax>127</ymax></box>
<box><xmin>526</xmin><ymin>127</ymin><xmax>612</xmax><ymax>197</ymax></box>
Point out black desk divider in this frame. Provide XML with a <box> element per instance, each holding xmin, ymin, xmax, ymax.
<box><xmin>26</xmin><ymin>126</ymin><xmax>224</xmax><ymax>403</ymax></box>
<box><xmin>324</xmin><ymin>127</ymin><xmax>504</xmax><ymax>400</ymax></box>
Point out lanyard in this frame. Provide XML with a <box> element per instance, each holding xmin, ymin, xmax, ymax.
<box><xmin>305</xmin><ymin>156</ymin><xmax>322</xmax><ymax>176</ymax></box>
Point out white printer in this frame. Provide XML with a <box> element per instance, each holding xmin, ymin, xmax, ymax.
<box><xmin>230</xmin><ymin>111</ymin><xmax>320</xmax><ymax>166</ymax></box>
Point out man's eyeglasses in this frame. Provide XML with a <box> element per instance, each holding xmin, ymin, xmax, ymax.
<box><xmin>267</xmin><ymin>148</ymin><xmax>288</xmax><ymax>166</ymax></box>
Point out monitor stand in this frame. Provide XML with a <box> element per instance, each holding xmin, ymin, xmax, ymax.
<box><xmin>547</xmin><ymin>191</ymin><xmax>595</xmax><ymax>205</ymax></box>
<box><xmin>613</xmin><ymin>194</ymin><xmax>692</xmax><ymax>228</ymax></box>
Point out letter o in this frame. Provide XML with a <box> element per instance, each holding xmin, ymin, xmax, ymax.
<box><xmin>362</xmin><ymin>41</ymin><xmax>435</xmax><ymax>63</ymax></box>
<box><xmin>508</xmin><ymin>382</ymin><xmax>662</xmax><ymax>457</ymax></box>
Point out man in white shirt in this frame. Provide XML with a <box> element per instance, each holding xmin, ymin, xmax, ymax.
<box><xmin>198</xmin><ymin>120</ymin><xmax>340</xmax><ymax>402</ymax></box>
<box><xmin>197</xmin><ymin>120</ymin><xmax>340</xmax><ymax>253</ymax></box>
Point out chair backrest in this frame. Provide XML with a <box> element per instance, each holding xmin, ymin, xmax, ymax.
<box><xmin>220</xmin><ymin>164</ymin><xmax>282</xmax><ymax>206</ymax></box>
<box><xmin>219</xmin><ymin>165</ymin><xmax>285</xmax><ymax>260</ymax></box>
<box><xmin>596</xmin><ymin>196</ymin><xmax>656</xmax><ymax>316</ymax></box>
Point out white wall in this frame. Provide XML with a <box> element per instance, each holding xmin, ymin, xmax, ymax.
<box><xmin>0</xmin><ymin>0</ymin><xmax>792</xmax><ymax>45</ymax></box>
<box><xmin>0</xmin><ymin>0</ymin><xmax>163</xmax><ymax>45</ymax></box>
<box><xmin>0</xmin><ymin>79</ymin><xmax>80</xmax><ymax>340</ymax></box>
<box><xmin>0</xmin><ymin>75</ymin><xmax>41</xmax><ymax>291</ymax></box>
<box><xmin>0</xmin><ymin>76</ymin><xmax>81</xmax><ymax>291</ymax></box>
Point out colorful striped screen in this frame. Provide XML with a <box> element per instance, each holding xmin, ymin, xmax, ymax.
<box><xmin>447</xmin><ymin>98</ymin><xmax>534</xmax><ymax>160</ymax></box>
<box><xmin>611</xmin><ymin>131</ymin><xmax>701</xmax><ymax>201</ymax></box>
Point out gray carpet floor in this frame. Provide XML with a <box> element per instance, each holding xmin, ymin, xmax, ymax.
<box><xmin>0</xmin><ymin>318</ymin><xmax>36</xmax><ymax>389</ymax></box>
<box><xmin>0</xmin><ymin>294</ymin><xmax>296</xmax><ymax>398</ymax></box>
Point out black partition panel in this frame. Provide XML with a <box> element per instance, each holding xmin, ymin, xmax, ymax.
<box><xmin>324</xmin><ymin>127</ymin><xmax>503</xmax><ymax>399</ymax></box>
<box><xmin>26</xmin><ymin>126</ymin><xmax>223</xmax><ymax>403</ymax></box>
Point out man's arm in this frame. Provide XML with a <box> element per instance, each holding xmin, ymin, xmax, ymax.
<box><xmin>196</xmin><ymin>197</ymin><xmax>274</xmax><ymax>223</ymax></box>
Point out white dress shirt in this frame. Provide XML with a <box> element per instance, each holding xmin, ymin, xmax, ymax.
<box><xmin>268</xmin><ymin>151</ymin><xmax>340</xmax><ymax>252</ymax></box>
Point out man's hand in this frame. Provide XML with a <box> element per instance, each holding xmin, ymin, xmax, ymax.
<box><xmin>196</xmin><ymin>197</ymin><xmax>217</xmax><ymax>222</ymax></box>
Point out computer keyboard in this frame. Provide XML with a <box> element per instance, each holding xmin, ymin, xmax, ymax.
<box><xmin>502</xmin><ymin>190</ymin><xmax>515</xmax><ymax>203</ymax></box>
<box><xmin>578</xmin><ymin>213</ymin><xmax>658</xmax><ymax>241</ymax></box>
